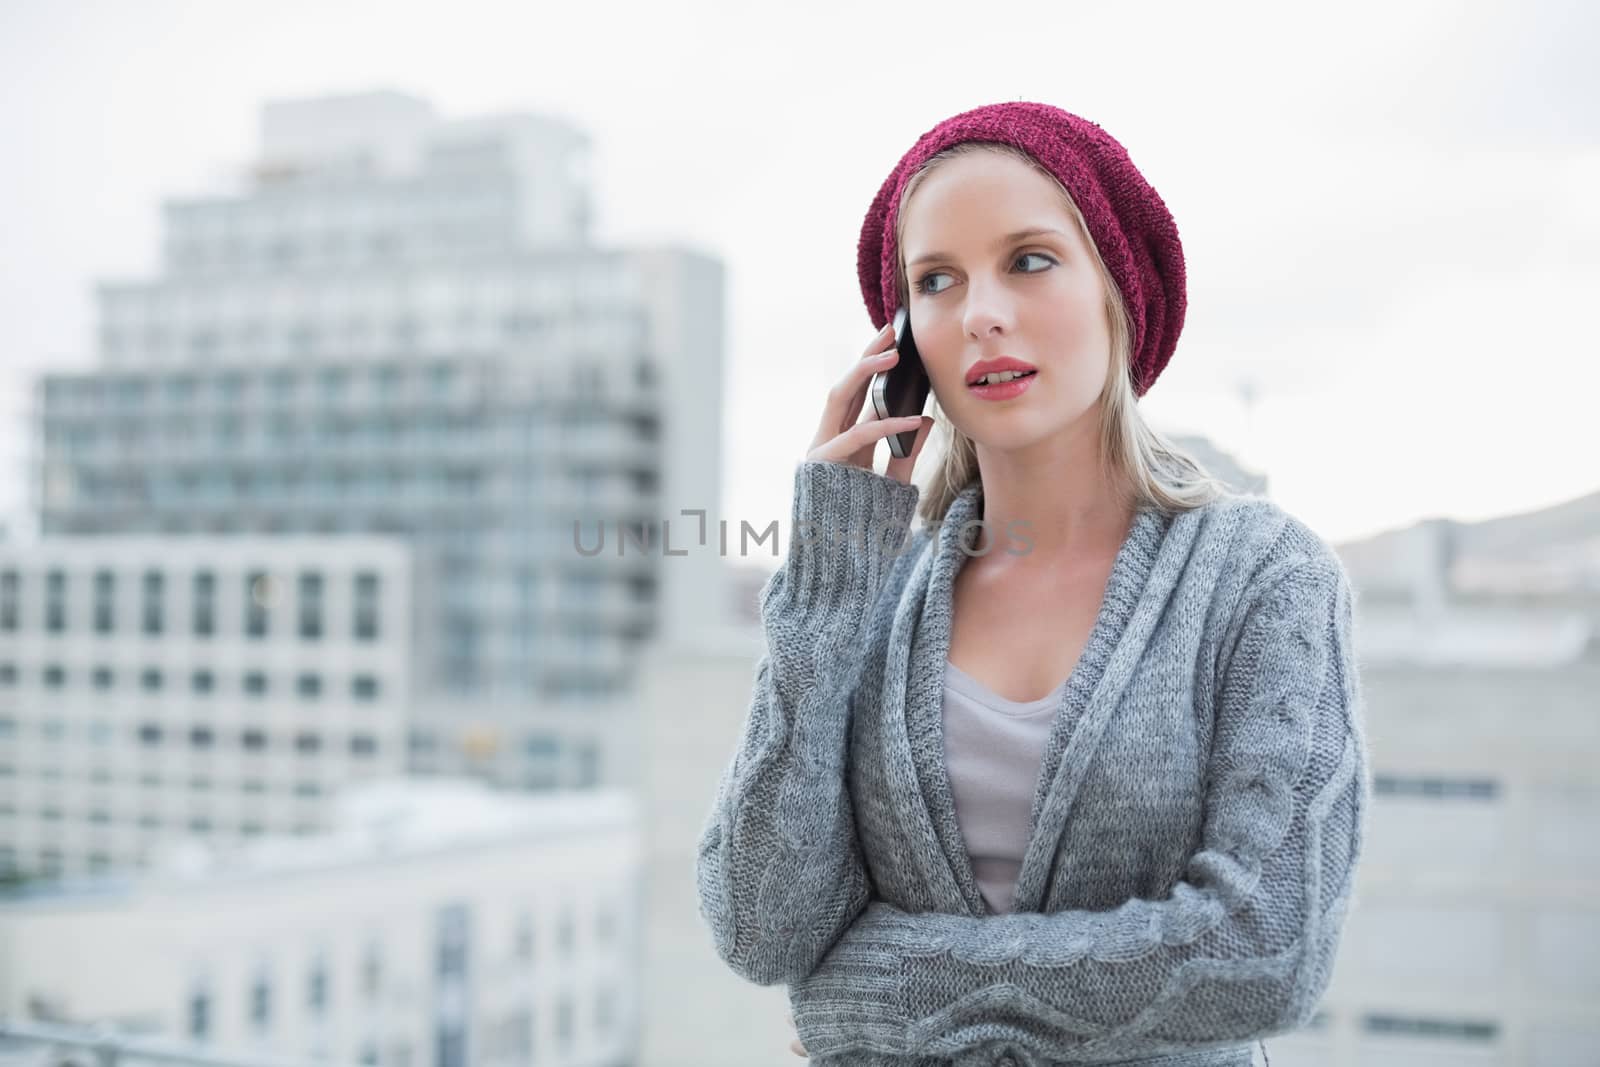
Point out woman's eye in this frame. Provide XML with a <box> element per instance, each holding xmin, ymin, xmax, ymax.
<box><xmin>914</xmin><ymin>252</ymin><xmax>1057</xmax><ymax>295</ymax></box>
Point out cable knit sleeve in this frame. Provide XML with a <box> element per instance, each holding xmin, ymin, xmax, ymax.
<box><xmin>788</xmin><ymin>554</ymin><xmax>1370</xmax><ymax>1064</ymax></box>
<box><xmin>695</xmin><ymin>459</ymin><xmax>922</xmax><ymax>986</ymax></box>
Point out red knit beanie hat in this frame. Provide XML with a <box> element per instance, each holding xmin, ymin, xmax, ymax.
<box><xmin>857</xmin><ymin>101</ymin><xmax>1186</xmax><ymax>397</ymax></box>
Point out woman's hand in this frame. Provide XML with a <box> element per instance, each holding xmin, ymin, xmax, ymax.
<box><xmin>804</xmin><ymin>322</ymin><xmax>935</xmax><ymax>485</ymax></box>
<box><xmin>785</xmin><ymin>1008</ymin><xmax>808</xmax><ymax>1058</ymax></box>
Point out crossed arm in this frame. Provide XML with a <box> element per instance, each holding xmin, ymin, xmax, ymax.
<box><xmin>787</xmin><ymin>558</ymin><xmax>1368</xmax><ymax>1064</ymax></box>
<box><xmin>695</xmin><ymin>460</ymin><xmax>922</xmax><ymax>985</ymax></box>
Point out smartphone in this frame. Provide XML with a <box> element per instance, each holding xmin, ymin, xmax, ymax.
<box><xmin>870</xmin><ymin>306</ymin><xmax>932</xmax><ymax>459</ymax></box>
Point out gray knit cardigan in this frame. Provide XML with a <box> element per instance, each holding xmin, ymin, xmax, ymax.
<box><xmin>696</xmin><ymin>459</ymin><xmax>1370</xmax><ymax>1067</ymax></box>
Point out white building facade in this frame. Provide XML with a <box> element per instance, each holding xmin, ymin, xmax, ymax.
<box><xmin>0</xmin><ymin>780</ymin><xmax>644</xmax><ymax>1067</ymax></box>
<box><xmin>0</xmin><ymin>537</ymin><xmax>415</xmax><ymax>882</ymax></box>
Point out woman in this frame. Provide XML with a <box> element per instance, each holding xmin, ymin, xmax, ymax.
<box><xmin>696</xmin><ymin>101</ymin><xmax>1369</xmax><ymax>1067</ymax></box>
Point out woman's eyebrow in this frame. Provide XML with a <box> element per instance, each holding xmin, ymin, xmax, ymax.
<box><xmin>906</xmin><ymin>226</ymin><xmax>1068</xmax><ymax>269</ymax></box>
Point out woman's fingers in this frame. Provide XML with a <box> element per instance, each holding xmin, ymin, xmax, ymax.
<box><xmin>884</xmin><ymin>414</ymin><xmax>935</xmax><ymax>484</ymax></box>
<box><xmin>802</xmin><ymin>322</ymin><xmax>930</xmax><ymax>484</ymax></box>
<box><xmin>811</xmin><ymin>325</ymin><xmax>899</xmax><ymax>451</ymax></box>
<box><xmin>809</xmin><ymin>414</ymin><xmax>923</xmax><ymax>468</ymax></box>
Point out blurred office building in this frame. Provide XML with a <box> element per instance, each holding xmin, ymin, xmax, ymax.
<box><xmin>0</xmin><ymin>779</ymin><xmax>643</xmax><ymax>1067</ymax></box>
<box><xmin>18</xmin><ymin>90</ymin><xmax>726</xmax><ymax>823</ymax></box>
<box><xmin>0</xmin><ymin>537</ymin><xmax>415</xmax><ymax>880</ymax></box>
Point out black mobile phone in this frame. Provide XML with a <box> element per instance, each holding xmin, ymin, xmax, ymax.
<box><xmin>870</xmin><ymin>306</ymin><xmax>931</xmax><ymax>459</ymax></box>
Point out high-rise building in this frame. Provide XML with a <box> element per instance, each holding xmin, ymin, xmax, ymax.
<box><xmin>29</xmin><ymin>91</ymin><xmax>727</xmax><ymax>792</ymax></box>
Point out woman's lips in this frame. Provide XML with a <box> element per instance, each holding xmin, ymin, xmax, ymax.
<box><xmin>967</xmin><ymin>370</ymin><xmax>1037</xmax><ymax>401</ymax></box>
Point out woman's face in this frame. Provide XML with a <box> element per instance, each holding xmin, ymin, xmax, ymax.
<box><xmin>899</xmin><ymin>151</ymin><xmax>1111</xmax><ymax>451</ymax></box>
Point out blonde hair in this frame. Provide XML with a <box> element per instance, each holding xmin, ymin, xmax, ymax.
<box><xmin>893</xmin><ymin>140</ymin><xmax>1229</xmax><ymax>524</ymax></box>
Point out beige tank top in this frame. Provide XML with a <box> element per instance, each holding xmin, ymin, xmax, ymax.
<box><xmin>942</xmin><ymin>658</ymin><xmax>1070</xmax><ymax>915</ymax></box>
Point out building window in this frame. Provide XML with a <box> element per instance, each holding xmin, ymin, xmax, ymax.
<box><xmin>1361</xmin><ymin>1013</ymin><xmax>1498</xmax><ymax>1042</ymax></box>
<box><xmin>45</xmin><ymin>570</ymin><xmax>66</xmax><ymax>633</ymax></box>
<box><xmin>138</xmin><ymin>723</ymin><xmax>163</xmax><ymax>746</ymax></box>
<box><xmin>362</xmin><ymin>943</ymin><xmax>382</xmax><ymax>998</ymax></box>
<box><xmin>1374</xmin><ymin>775</ymin><xmax>1500</xmax><ymax>801</ymax></box>
<box><xmin>243</xmin><ymin>671</ymin><xmax>268</xmax><ymax>697</ymax></box>
<box><xmin>577</xmin><ymin>740</ymin><xmax>600</xmax><ymax>787</ymax></box>
<box><xmin>93</xmin><ymin>665</ymin><xmax>114</xmax><ymax>689</ymax></box>
<box><xmin>267</xmin><ymin>368</ymin><xmax>296</xmax><ymax>402</ymax></box>
<box><xmin>187</xmin><ymin>985</ymin><xmax>211</xmax><ymax>1040</ymax></box>
<box><xmin>191</xmin><ymin>669</ymin><xmax>214</xmax><ymax>694</ymax></box>
<box><xmin>374</xmin><ymin>364</ymin><xmax>402</xmax><ymax>395</ymax></box>
<box><xmin>141</xmin><ymin>570</ymin><xmax>164</xmax><ymax>635</ymax></box>
<box><xmin>436</xmin><ymin>1031</ymin><xmax>465</xmax><ymax>1067</ymax></box>
<box><xmin>0</xmin><ymin>571</ymin><xmax>17</xmax><ymax>631</ymax></box>
<box><xmin>353</xmin><ymin>572</ymin><xmax>380</xmax><ymax>641</ymax></box>
<box><xmin>245</xmin><ymin>571</ymin><xmax>270</xmax><ymax>638</ymax></box>
<box><xmin>515</xmin><ymin>913</ymin><xmax>534</xmax><ymax>962</ymax></box>
<box><xmin>298</xmin><ymin>572</ymin><xmax>323</xmax><ymax>639</ymax></box>
<box><xmin>141</xmin><ymin>667</ymin><xmax>163</xmax><ymax>692</ymax></box>
<box><xmin>295</xmin><ymin>731</ymin><xmax>321</xmax><ymax>754</ymax></box>
<box><xmin>558</xmin><ymin>907</ymin><xmax>576</xmax><ymax>956</ymax></box>
<box><xmin>0</xmin><ymin>663</ymin><xmax>15</xmax><ymax>687</ymax></box>
<box><xmin>43</xmin><ymin>664</ymin><xmax>66</xmax><ymax>688</ymax></box>
<box><xmin>241</xmin><ymin>728</ymin><xmax>267</xmax><ymax>752</ymax></box>
<box><xmin>436</xmin><ymin>901</ymin><xmax>470</xmax><ymax>981</ymax></box>
<box><xmin>317</xmin><ymin>366</ymin><xmax>347</xmax><ymax>401</ymax></box>
<box><xmin>192</xmin><ymin>571</ymin><xmax>215</xmax><ymax>637</ymax></box>
<box><xmin>249</xmin><ymin>968</ymin><xmax>272</xmax><ymax>1030</ymax></box>
<box><xmin>525</xmin><ymin>734</ymin><xmax>560</xmax><ymax>761</ymax></box>
<box><xmin>555</xmin><ymin>995</ymin><xmax>574</xmax><ymax>1053</ymax></box>
<box><xmin>351</xmin><ymin>674</ymin><xmax>380</xmax><ymax>701</ymax></box>
<box><xmin>217</xmin><ymin>370</ymin><xmax>247</xmax><ymax>402</ymax></box>
<box><xmin>190</xmin><ymin>725</ymin><xmax>214</xmax><ymax>749</ymax></box>
<box><xmin>296</xmin><ymin>672</ymin><xmax>322</xmax><ymax>699</ymax></box>
<box><xmin>350</xmin><ymin>734</ymin><xmax>378</xmax><ymax>758</ymax></box>
<box><xmin>94</xmin><ymin>570</ymin><xmax>115</xmax><ymax>633</ymax></box>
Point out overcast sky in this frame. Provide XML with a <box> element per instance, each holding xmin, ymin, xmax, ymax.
<box><xmin>1</xmin><ymin>0</ymin><xmax>1595</xmax><ymax>546</ymax></box>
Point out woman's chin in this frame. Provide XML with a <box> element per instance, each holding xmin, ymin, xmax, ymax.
<box><xmin>963</xmin><ymin>408</ymin><xmax>1096</xmax><ymax>454</ymax></box>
